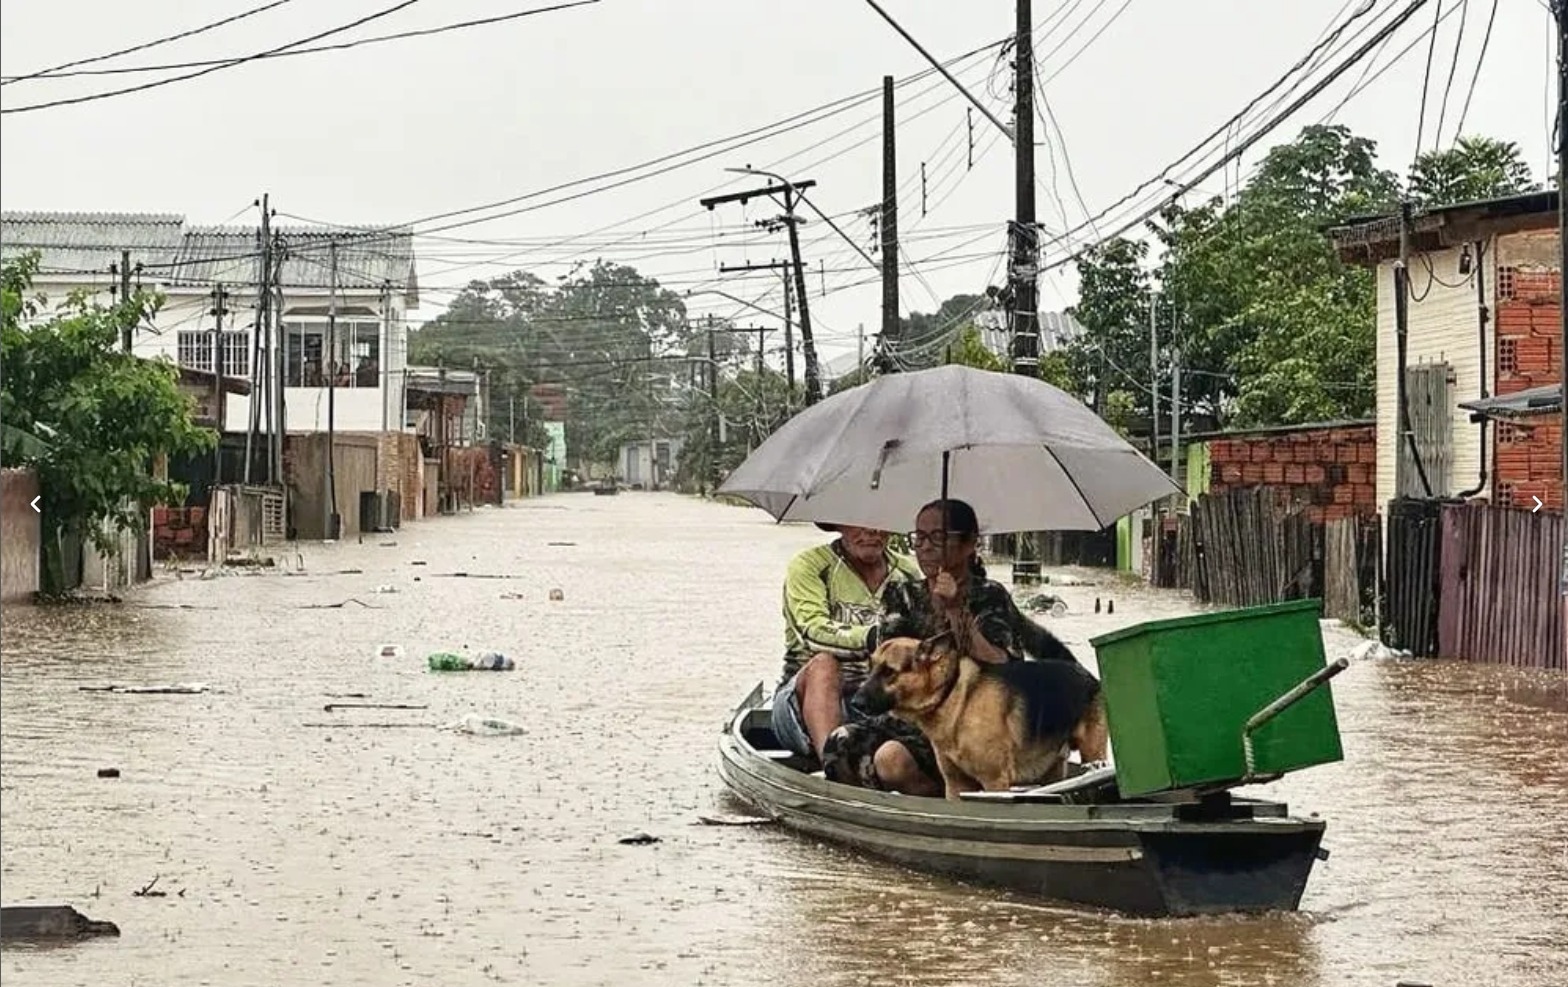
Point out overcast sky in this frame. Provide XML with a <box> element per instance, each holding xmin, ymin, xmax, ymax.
<box><xmin>0</xmin><ymin>1</ymin><xmax>1556</xmax><ymax>363</ymax></box>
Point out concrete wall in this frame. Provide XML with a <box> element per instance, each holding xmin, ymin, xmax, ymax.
<box><xmin>1</xmin><ymin>468</ymin><xmax>40</xmax><ymax>602</ymax></box>
<box><xmin>285</xmin><ymin>433</ymin><xmax>381</xmax><ymax>540</ymax></box>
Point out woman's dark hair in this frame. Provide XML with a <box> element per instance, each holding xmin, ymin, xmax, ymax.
<box><xmin>918</xmin><ymin>498</ymin><xmax>987</xmax><ymax>580</ymax></box>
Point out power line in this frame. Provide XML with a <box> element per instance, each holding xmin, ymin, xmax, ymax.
<box><xmin>1</xmin><ymin>1</ymin><xmax>600</xmax><ymax>83</ymax></box>
<box><xmin>1</xmin><ymin>0</ymin><xmax>296</xmax><ymax>85</ymax></box>
<box><xmin>1411</xmin><ymin>0</ymin><xmax>1447</xmax><ymax>159</ymax></box>
<box><xmin>1454</xmin><ymin>0</ymin><xmax>1500</xmax><ymax>136</ymax></box>
<box><xmin>3</xmin><ymin>0</ymin><xmax>427</xmax><ymax>114</ymax></box>
<box><xmin>1434</xmin><ymin>0</ymin><xmax>1471</xmax><ymax>146</ymax></box>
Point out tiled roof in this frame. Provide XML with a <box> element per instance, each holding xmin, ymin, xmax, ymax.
<box><xmin>1</xmin><ymin>211</ymin><xmax>417</xmax><ymax>304</ymax></box>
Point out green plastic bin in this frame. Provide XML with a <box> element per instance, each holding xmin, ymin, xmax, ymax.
<box><xmin>1090</xmin><ymin>599</ymin><xmax>1344</xmax><ymax>797</ymax></box>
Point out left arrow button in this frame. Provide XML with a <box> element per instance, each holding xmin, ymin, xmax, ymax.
<box><xmin>30</xmin><ymin>496</ymin><xmax>40</xmax><ymax>514</ymax></box>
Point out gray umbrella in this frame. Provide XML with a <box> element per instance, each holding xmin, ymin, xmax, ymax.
<box><xmin>718</xmin><ymin>365</ymin><xmax>1182</xmax><ymax>533</ymax></box>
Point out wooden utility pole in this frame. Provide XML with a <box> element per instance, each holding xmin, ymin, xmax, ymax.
<box><xmin>1010</xmin><ymin>0</ymin><xmax>1043</xmax><ymax>585</ymax></box>
<box><xmin>881</xmin><ymin>75</ymin><xmax>899</xmax><ymax>364</ymax></box>
<box><xmin>701</xmin><ymin>176</ymin><xmax>822</xmax><ymax>404</ymax></box>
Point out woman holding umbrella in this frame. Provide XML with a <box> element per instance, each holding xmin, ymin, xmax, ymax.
<box><xmin>882</xmin><ymin>498</ymin><xmax>1080</xmax><ymax>665</ymax></box>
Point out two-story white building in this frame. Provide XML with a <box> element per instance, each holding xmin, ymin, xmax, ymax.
<box><xmin>1</xmin><ymin>211</ymin><xmax>419</xmax><ymax>437</ymax></box>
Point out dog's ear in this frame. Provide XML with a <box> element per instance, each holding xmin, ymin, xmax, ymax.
<box><xmin>916</xmin><ymin>630</ymin><xmax>958</xmax><ymax>662</ymax></box>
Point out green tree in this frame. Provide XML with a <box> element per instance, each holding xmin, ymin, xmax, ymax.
<box><xmin>943</xmin><ymin>325</ymin><xmax>1006</xmax><ymax>371</ymax></box>
<box><xmin>1408</xmin><ymin>136</ymin><xmax>1538</xmax><ymax>208</ymax></box>
<box><xmin>1065</xmin><ymin>237</ymin><xmax>1151</xmax><ymax>423</ymax></box>
<box><xmin>411</xmin><ymin>260</ymin><xmax>691</xmax><ymax>468</ymax></box>
<box><xmin>675</xmin><ymin>367</ymin><xmax>794</xmax><ymax>490</ymax></box>
<box><xmin>886</xmin><ymin>293</ymin><xmax>989</xmax><ymax>370</ymax></box>
<box><xmin>1</xmin><ymin>253</ymin><xmax>215</xmax><ymax>595</ymax></box>
<box><xmin>1154</xmin><ymin>124</ymin><xmax>1400</xmax><ymax>427</ymax></box>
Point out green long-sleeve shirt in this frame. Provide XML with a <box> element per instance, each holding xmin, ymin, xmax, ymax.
<box><xmin>780</xmin><ymin>540</ymin><xmax>921</xmax><ymax>680</ymax></box>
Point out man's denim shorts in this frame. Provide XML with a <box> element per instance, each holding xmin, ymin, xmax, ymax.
<box><xmin>769</xmin><ymin>670</ymin><xmax>852</xmax><ymax>757</ymax></box>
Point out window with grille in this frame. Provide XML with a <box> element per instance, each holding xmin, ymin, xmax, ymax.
<box><xmin>177</xmin><ymin>330</ymin><xmax>250</xmax><ymax>377</ymax></box>
<box><xmin>1498</xmin><ymin>338</ymin><xmax>1518</xmax><ymax>375</ymax></box>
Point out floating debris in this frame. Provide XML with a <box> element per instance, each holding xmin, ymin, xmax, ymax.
<box><xmin>0</xmin><ymin>904</ymin><xmax>120</xmax><ymax>942</ymax></box>
<box><xmin>617</xmin><ymin>832</ymin><xmax>661</xmax><ymax>845</ymax></box>
<box><xmin>322</xmin><ymin>702</ymin><xmax>429</xmax><ymax>713</ymax></box>
<box><xmin>97</xmin><ymin>768</ymin><xmax>121</xmax><ymax>779</ymax></box>
<box><xmin>548</xmin><ymin>588</ymin><xmax>565</xmax><ymax>601</ymax></box>
<box><xmin>81</xmin><ymin>683</ymin><xmax>210</xmax><ymax>695</ymax></box>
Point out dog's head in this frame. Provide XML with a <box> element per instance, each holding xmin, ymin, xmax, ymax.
<box><xmin>854</xmin><ymin>631</ymin><xmax>962</xmax><ymax>716</ymax></box>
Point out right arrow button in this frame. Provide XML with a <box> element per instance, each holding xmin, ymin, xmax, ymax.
<box><xmin>1533</xmin><ymin>496</ymin><xmax>1544</xmax><ymax>514</ymax></box>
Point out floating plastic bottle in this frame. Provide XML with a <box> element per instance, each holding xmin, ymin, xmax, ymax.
<box><xmin>427</xmin><ymin>652</ymin><xmax>471</xmax><ymax>672</ymax></box>
<box><xmin>442</xmin><ymin>713</ymin><xmax>526</xmax><ymax>736</ymax></box>
<box><xmin>471</xmin><ymin>651</ymin><xmax>514</xmax><ymax>671</ymax></box>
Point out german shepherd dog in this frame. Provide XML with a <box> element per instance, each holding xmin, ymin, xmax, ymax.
<box><xmin>854</xmin><ymin>633</ymin><xmax>1108</xmax><ymax>800</ymax></box>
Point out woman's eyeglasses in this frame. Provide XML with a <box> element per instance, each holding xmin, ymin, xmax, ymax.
<box><xmin>907</xmin><ymin>531</ymin><xmax>959</xmax><ymax>549</ymax></box>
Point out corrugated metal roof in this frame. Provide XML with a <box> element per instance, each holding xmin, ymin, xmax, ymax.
<box><xmin>1</xmin><ymin>212</ymin><xmax>186</xmax><ymax>273</ymax></box>
<box><xmin>1459</xmin><ymin>384</ymin><xmax>1562</xmax><ymax>419</ymax></box>
<box><xmin>1</xmin><ymin>212</ymin><xmax>418</xmax><ymax>305</ymax></box>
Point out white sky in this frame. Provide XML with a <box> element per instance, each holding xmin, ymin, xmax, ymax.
<box><xmin>0</xmin><ymin>1</ymin><xmax>1556</xmax><ymax>364</ymax></box>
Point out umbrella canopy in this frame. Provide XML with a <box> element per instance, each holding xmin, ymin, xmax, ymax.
<box><xmin>718</xmin><ymin>365</ymin><xmax>1182</xmax><ymax>533</ymax></box>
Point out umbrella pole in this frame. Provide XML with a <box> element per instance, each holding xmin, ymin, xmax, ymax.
<box><xmin>941</xmin><ymin>450</ymin><xmax>950</xmax><ymax>504</ymax></box>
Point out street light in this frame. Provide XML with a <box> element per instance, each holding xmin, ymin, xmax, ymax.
<box><xmin>683</xmin><ymin>288</ymin><xmax>785</xmax><ymax>323</ymax></box>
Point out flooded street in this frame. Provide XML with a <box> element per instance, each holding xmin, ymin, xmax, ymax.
<box><xmin>3</xmin><ymin>492</ymin><xmax>1566</xmax><ymax>987</ymax></box>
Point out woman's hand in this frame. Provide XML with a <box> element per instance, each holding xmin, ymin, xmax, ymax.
<box><xmin>931</xmin><ymin>570</ymin><xmax>961</xmax><ymax>611</ymax></box>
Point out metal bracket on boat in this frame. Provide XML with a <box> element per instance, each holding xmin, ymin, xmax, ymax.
<box><xmin>1241</xmin><ymin>657</ymin><xmax>1350</xmax><ymax>781</ymax></box>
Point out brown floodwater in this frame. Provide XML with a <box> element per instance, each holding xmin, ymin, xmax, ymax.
<box><xmin>2</xmin><ymin>493</ymin><xmax>1565</xmax><ymax>987</ymax></box>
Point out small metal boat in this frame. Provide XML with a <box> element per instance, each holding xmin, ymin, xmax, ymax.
<box><xmin>716</xmin><ymin>682</ymin><xmax>1330</xmax><ymax>918</ymax></box>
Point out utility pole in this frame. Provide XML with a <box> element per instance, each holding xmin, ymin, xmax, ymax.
<box><xmin>858</xmin><ymin>322</ymin><xmax>866</xmax><ymax>375</ymax></box>
<box><xmin>1149</xmin><ymin>291</ymin><xmax>1159</xmax><ymax>476</ymax></box>
<box><xmin>438</xmin><ymin>360</ymin><xmax>448</xmax><ymax>512</ymax></box>
<box><xmin>325</xmin><ymin>238</ymin><xmax>340</xmax><ymax>540</ymax></box>
<box><xmin>882</xmin><ymin>75</ymin><xmax>900</xmax><ymax>363</ymax></box>
<box><xmin>707</xmin><ymin>319</ymin><xmax>720</xmax><ymax>492</ymax></box>
<box><xmin>717</xmin><ymin>259</ymin><xmax>799</xmax><ymax>391</ymax></box>
<box><xmin>1170</xmin><ymin>331</ymin><xmax>1182</xmax><ymax>485</ymax></box>
<box><xmin>1555</xmin><ymin>0</ymin><xmax>1567</xmax><ymax>595</ymax></box>
<box><xmin>245</xmin><ymin>196</ymin><xmax>270</xmax><ymax>485</ymax></box>
<box><xmin>701</xmin><ymin>174</ymin><xmax>823</xmax><ymax>404</ymax></box>
<box><xmin>210</xmin><ymin>283</ymin><xmax>229</xmax><ymax>481</ymax></box>
<box><xmin>117</xmin><ymin>250</ymin><xmax>133</xmax><ymax>351</ymax></box>
<box><xmin>1010</xmin><ymin>0</ymin><xmax>1043</xmax><ymax>586</ymax></box>
<box><xmin>782</xmin><ymin>268</ymin><xmax>796</xmax><ymax>391</ymax></box>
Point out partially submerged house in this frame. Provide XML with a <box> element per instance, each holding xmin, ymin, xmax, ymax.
<box><xmin>1327</xmin><ymin>190</ymin><xmax>1561</xmax><ymax>512</ymax></box>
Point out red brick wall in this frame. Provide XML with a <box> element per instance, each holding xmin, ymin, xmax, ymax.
<box><xmin>1208</xmin><ymin>423</ymin><xmax>1377</xmax><ymax>524</ymax></box>
<box><xmin>1494</xmin><ymin>266</ymin><xmax>1562</xmax><ymax>512</ymax></box>
<box><xmin>152</xmin><ymin>505</ymin><xmax>208</xmax><ymax>561</ymax></box>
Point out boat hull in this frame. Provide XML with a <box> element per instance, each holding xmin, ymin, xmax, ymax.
<box><xmin>717</xmin><ymin>687</ymin><xmax>1324</xmax><ymax>917</ymax></box>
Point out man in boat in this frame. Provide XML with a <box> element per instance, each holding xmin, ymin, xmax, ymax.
<box><xmin>773</xmin><ymin>524</ymin><xmax>942</xmax><ymax>795</ymax></box>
